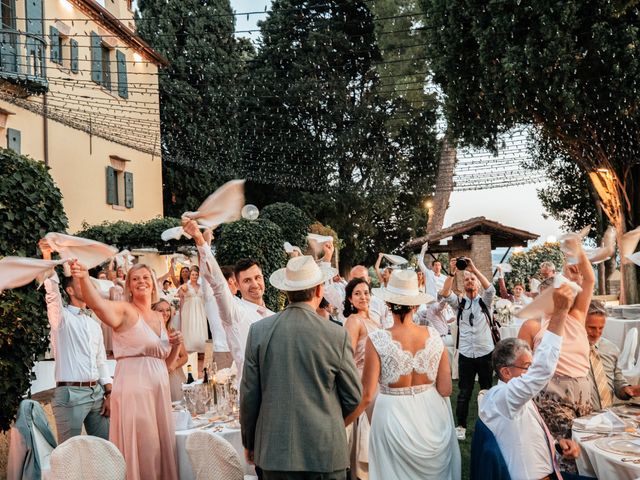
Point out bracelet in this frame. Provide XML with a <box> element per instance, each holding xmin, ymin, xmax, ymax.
<box><xmin>449</xmin><ymin>273</ymin><xmax>455</xmax><ymax>277</ymax></box>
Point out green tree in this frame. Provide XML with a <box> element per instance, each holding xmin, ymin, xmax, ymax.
<box><xmin>421</xmin><ymin>0</ymin><xmax>640</xmax><ymax>301</ymax></box>
<box><xmin>136</xmin><ymin>0</ymin><xmax>246</xmax><ymax>216</ymax></box>
<box><xmin>507</xmin><ymin>243</ymin><xmax>564</xmax><ymax>290</ymax></box>
<box><xmin>261</xmin><ymin>203</ymin><xmax>312</xmax><ymax>249</ymax></box>
<box><xmin>0</xmin><ymin>150</ymin><xmax>68</xmax><ymax>431</ymax></box>
<box><xmin>242</xmin><ymin>0</ymin><xmax>439</xmax><ymax>267</ymax></box>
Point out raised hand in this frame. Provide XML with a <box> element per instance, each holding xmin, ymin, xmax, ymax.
<box><xmin>69</xmin><ymin>260</ymin><xmax>89</xmax><ymax>280</ymax></box>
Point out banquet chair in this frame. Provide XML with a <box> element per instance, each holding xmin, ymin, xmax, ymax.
<box><xmin>477</xmin><ymin>389</ymin><xmax>488</xmax><ymax>415</ymax></box>
<box><xmin>618</xmin><ymin>327</ymin><xmax>638</xmax><ymax>371</ymax></box>
<box><xmin>49</xmin><ymin>436</ymin><xmax>125</xmax><ymax>480</ymax></box>
<box><xmin>186</xmin><ymin>431</ymin><xmax>257</xmax><ymax>480</ymax></box>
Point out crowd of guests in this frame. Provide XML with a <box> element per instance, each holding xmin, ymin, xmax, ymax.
<box><xmin>34</xmin><ymin>222</ymin><xmax>640</xmax><ymax>480</ymax></box>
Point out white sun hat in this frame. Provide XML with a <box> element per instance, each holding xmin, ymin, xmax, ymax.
<box><xmin>372</xmin><ymin>270</ymin><xmax>434</xmax><ymax>306</ymax></box>
<box><xmin>270</xmin><ymin>255</ymin><xmax>337</xmax><ymax>292</ymax></box>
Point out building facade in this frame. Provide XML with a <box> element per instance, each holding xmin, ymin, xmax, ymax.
<box><xmin>0</xmin><ymin>0</ymin><xmax>165</xmax><ymax>231</ymax></box>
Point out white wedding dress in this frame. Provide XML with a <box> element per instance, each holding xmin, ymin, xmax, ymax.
<box><xmin>368</xmin><ymin>327</ymin><xmax>461</xmax><ymax>480</ymax></box>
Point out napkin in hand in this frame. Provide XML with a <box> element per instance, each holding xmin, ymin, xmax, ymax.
<box><xmin>284</xmin><ymin>242</ymin><xmax>302</xmax><ymax>255</ymax></box>
<box><xmin>0</xmin><ymin>256</ymin><xmax>67</xmax><ymax>292</ymax></box>
<box><xmin>517</xmin><ymin>274</ymin><xmax>582</xmax><ymax>319</ymax></box>
<box><xmin>45</xmin><ymin>232</ymin><xmax>118</xmax><ymax>269</ymax></box>
<box><xmin>621</xmin><ymin>226</ymin><xmax>640</xmax><ymax>265</ymax></box>
<box><xmin>585</xmin><ymin>225</ymin><xmax>616</xmax><ymax>264</ymax></box>
<box><xmin>382</xmin><ymin>253</ymin><xmax>409</xmax><ymax>265</ymax></box>
<box><xmin>307</xmin><ymin>233</ymin><xmax>334</xmax><ymax>256</ymax></box>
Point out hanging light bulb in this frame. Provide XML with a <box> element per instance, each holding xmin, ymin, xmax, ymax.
<box><xmin>241</xmin><ymin>204</ymin><xmax>260</xmax><ymax>220</ymax></box>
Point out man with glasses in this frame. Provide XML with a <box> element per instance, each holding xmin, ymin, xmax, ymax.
<box><xmin>441</xmin><ymin>257</ymin><xmax>496</xmax><ymax>440</ymax></box>
<box><xmin>585</xmin><ymin>300</ymin><xmax>640</xmax><ymax>409</ymax></box>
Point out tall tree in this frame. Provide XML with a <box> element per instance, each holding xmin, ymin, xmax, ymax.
<box><xmin>241</xmin><ymin>0</ymin><xmax>439</xmax><ymax>266</ymax></box>
<box><xmin>421</xmin><ymin>0</ymin><xmax>640</xmax><ymax>302</ymax></box>
<box><xmin>136</xmin><ymin>0</ymin><xmax>246</xmax><ymax>216</ymax></box>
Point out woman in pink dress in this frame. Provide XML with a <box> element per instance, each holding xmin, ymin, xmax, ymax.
<box><xmin>71</xmin><ymin>261</ymin><xmax>181</xmax><ymax>480</ymax></box>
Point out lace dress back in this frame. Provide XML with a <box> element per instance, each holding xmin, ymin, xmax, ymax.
<box><xmin>369</xmin><ymin>327</ymin><xmax>443</xmax><ymax>386</ymax></box>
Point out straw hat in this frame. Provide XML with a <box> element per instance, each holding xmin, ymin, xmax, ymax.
<box><xmin>372</xmin><ymin>270</ymin><xmax>434</xmax><ymax>306</ymax></box>
<box><xmin>270</xmin><ymin>255</ymin><xmax>337</xmax><ymax>292</ymax></box>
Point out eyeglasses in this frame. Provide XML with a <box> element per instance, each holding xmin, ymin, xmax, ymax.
<box><xmin>506</xmin><ymin>364</ymin><xmax>530</xmax><ymax>371</ymax></box>
<box><xmin>468</xmin><ymin>312</ymin><xmax>474</xmax><ymax>327</ymax></box>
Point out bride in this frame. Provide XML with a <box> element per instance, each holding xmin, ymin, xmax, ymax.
<box><xmin>345</xmin><ymin>269</ymin><xmax>461</xmax><ymax>480</ymax></box>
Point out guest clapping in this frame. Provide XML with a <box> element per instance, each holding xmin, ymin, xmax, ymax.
<box><xmin>153</xmin><ymin>299</ymin><xmax>188</xmax><ymax>402</ymax></box>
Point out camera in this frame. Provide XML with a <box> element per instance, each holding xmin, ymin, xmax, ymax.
<box><xmin>455</xmin><ymin>257</ymin><xmax>469</xmax><ymax>271</ymax></box>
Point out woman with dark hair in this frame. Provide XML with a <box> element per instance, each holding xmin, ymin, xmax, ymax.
<box><xmin>343</xmin><ymin>278</ymin><xmax>382</xmax><ymax>480</ymax></box>
<box><xmin>153</xmin><ymin>299</ymin><xmax>187</xmax><ymax>402</ymax></box>
<box><xmin>345</xmin><ymin>269</ymin><xmax>460</xmax><ymax>480</ymax></box>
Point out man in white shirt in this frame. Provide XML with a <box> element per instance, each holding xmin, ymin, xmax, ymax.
<box><xmin>183</xmin><ymin>220</ymin><xmax>274</xmax><ymax>382</ymax></box>
<box><xmin>480</xmin><ymin>284</ymin><xmax>581</xmax><ymax>480</ymax></box>
<box><xmin>40</xmin><ymin>240</ymin><xmax>111</xmax><ymax>443</ymax></box>
<box><xmin>418</xmin><ymin>242</ymin><xmax>447</xmax><ymax>300</ymax></box>
<box><xmin>441</xmin><ymin>257</ymin><xmax>496</xmax><ymax>440</ymax></box>
<box><xmin>202</xmin><ymin>265</ymin><xmax>237</xmax><ymax>369</ymax></box>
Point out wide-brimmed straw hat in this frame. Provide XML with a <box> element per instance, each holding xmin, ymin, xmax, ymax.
<box><xmin>270</xmin><ymin>255</ymin><xmax>337</xmax><ymax>292</ymax></box>
<box><xmin>372</xmin><ymin>269</ymin><xmax>434</xmax><ymax>306</ymax></box>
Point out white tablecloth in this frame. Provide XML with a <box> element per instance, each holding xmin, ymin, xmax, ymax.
<box><xmin>603</xmin><ymin>317</ymin><xmax>640</xmax><ymax>358</ymax></box>
<box><xmin>175</xmin><ymin>425</ymin><xmax>254</xmax><ymax>479</ymax></box>
<box><xmin>573</xmin><ymin>426</ymin><xmax>640</xmax><ymax>479</ymax></box>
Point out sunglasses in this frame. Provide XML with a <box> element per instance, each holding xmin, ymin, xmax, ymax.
<box><xmin>469</xmin><ymin>312</ymin><xmax>474</xmax><ymax>326</ymax></box>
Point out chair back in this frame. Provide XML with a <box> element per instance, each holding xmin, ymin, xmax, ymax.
<box><xmin>49</xmin><ymin>436</ymin><xmax>125</xmax><ymax>480</ymax></box>
<box><xmin>186</xmin><ymin>431</ymin><xmax>244</xmax><ymax>480</ymax></box>
<box><xmin>477</xmin><ymin>389</ymin><xmax>488</xmax><ymax>415</ymax></box>
<box><xmin>470</xmin><ymin>418</ymin><xmax>511</xmax><ymax>480</ymax></box>
<box><xmin>619</xmin><ymin>327</ymin><xmax>638</xmax><ymax>371</ymax></box>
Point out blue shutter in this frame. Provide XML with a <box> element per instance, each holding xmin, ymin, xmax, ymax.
<box><xmin>124</xmin><ymin>172</ymin><xmax>134</xmax><ymax>208</ymax></box>
<box><xmin>116</xmin><ymin>50</ymin><xmax>128</xmax><ymax>98</ymax></box>
<box><xmin>49</xmin><ymin>26</ymin><xmax>60</xmax><ymax>64</ymax></box>
<box><xmin>91</xmin><ymin>31</ymin><xmax>102</xmax><ymax>84</ymax></box>
<box><xmin>106</xmin><ymin>166</ymin><xmax>117</xmax><ymax>205</ymax></box>
<box><xmin>7</xmin><ymin>128</ymin><xmax>20</xmax><ymax>153</ymax></box>
<box><xmin>70</xmin><ymin>39</ymin><xmax>78</xmax><ymax>73</ymax></box>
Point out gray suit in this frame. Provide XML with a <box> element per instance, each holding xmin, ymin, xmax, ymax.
<box><xmin>240</xmin><ymin>302</ymin><xmax>362</xmax><ymax>475</ymax></box>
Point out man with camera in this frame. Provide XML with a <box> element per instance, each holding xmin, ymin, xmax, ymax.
<box><xmin>440</xmin><ymin>256</ymin><xmax>496</xmax><ymax>441</ymax></box>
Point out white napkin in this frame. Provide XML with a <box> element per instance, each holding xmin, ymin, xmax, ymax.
<box><xmin>585</xmin><ymin>226</ymin><xmax>617</xmax><ymax>264</ymax></box>
<box><xmin>497</xmin><ymin>263</ymin><xmax>512</xmax><ymax>273</ymax></box>
<box><xmin>584</xmin><ymin>411</ymin><xmax>626</xmax><ymax>430</ymax></box>
<box><xmin>283</xmin><ymin>242</ymin><xmax>301</xmax><ymax>254</ymax></box>
<box><xmin>113</xmin><ymin>249</ymin><xmax>134</xmax><ymax>269</ymax></box>
<box><xmin>90</xmin><ymin>277</ymin><xmax>115</xmax><ymax>300</ymax></box>
<box><xmin>517</xmin><ymin>274</ymin><xmax>582</xmax><ymax>319</ymax></box>
<box><xmin>529</xmin><ymin>278</ymin><xmax>541</xmax><ymax>293</ymax></box>
<box><xmin>45</xmin><ymin>232</ymin><xmax>118</xmax><ymax>269</ymax></box>
<box><xmin>621</xmin><ymin>226</ymin><xmax>640</xmax><ymax>264</ymax></box>
<box><xmin>0</xmin><ymin>256</ymin><xmax>67</xmax><ymax>292</ymax></box>
<box><xmin>382</xmin><ymin>253</ymin><xmax>409</xmax><ymax>265</ymax></box>
<box><xmin>627</xmin><ymin>252</ymin><xmax>640</xmax><ymax>267</ymax></box>
<box><xmin>161</xmin><ymin>179</ymin><xmax>245</xmax><ymax>241</ymax></box>
<box><xmin>559</xmin><ymin>226</ymin><xmax>590</xmax><ymax>264</ymax></box>
<box><xmin>172</xmin><ymin>410</ymin><xmax>193</xmax><ymax>431</ymax></box>
<box><xmin>307</xmin><ymin>233</ymin><xmax>334</xmax><ymax>256</ymax></box>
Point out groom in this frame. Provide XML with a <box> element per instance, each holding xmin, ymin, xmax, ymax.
<box><xmin>240</xmin><ymin>256</ymin><xmax>362</xmax><ymax>480</ymax></box>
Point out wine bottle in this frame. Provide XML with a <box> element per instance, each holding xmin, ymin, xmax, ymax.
<box><xmin>186</xmin><ymin>364</ymin><xmax>195</xmax><ymax>384</ymax></box>
<box><xmin>202</xmin><ymin>367</ymin><xmax>209</xmax><ymax>384</ymax></box>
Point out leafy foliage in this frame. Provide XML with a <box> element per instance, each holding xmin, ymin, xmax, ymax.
<box><xmin>0</xmin><ymin>149</ymin><xmax>68</xmax><ymax>431</ymax></box>
<box><xmin>506</xmin><ymin>243</ymin><xmax>564</xmax><ymax>290</ymax></box>
<box><xmin>77</xmin><ymin>217</ymin><xmax>190</xmax><ymax>253</ymax></box>
<box><xmin>260</xmin><ymin>203</ymin><xmax>312</xmax><ymax>249</ymax></box>
<box><xmin>214</xmin><ymin>219</ymin><xmax>287</xmax><ymax>310</ymax></box>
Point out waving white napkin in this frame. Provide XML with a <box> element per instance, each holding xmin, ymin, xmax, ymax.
<box><xmin>529</xmin><ymin>277</ymin><xmax>541</xmax><ymax>293</ymax></box>
<box><xmin>0</xmin><ymin>256</ymin><xmax>68</xmax><ymax>292</ymax></box>
<box><xmin>113</xmin><ymin>249</ymin><xmax>134</xmax><ymax>269</ymax></box>
<box><xmin>382</xmin><ymin>253</ymin><xmax>409</xmax><ymax>265</ymax></box>
<box><xmin>307</xmin><ymin>233</ymin><xmax>334</xmax><ymax>256</ymax></box>
<box><xmin>559</xmin><ymin>225</ymin><xmax>591</xmax><ymax>264</ymax></box>
<box><xmin>90</xmin><ymin>277</ymin><xmax>116</xmax><ymax>300</ymax></box>
<box><xmin>283</xmin><ymin>242</ymin><xmax>302</xmax><ymax>255</ymax></box>
<box><xmin>584</xmin><ymin>226</ymin><xmax>617</xmax><ymax>264</ymax></box>
<box><xmin>497</xmin><ymin>263</ymin><xmax>512</xmax><ymax>273</ymax></box>
<box><xmin>621</xmin><ymin>226</ymin><xmax>640</xmax><ymax>264</ymax></box>
<box><xmin>627</xmin><ymin>251</ymin><xmax>640</xmax><ymax>267</ymax></box>
<box><xmin>44</xmin><ymin>232</ymin><xmax>118</xmax><ymax>269</ymax></box>
<box><xmin>517</xmin><ymin>274</ymin><xmax>582</xmax><ymax>319</ymax></box>
<box><xmin>160</xmin><ymin>179</ymin><xmax>245</xmax><ymax>242</ymax></box>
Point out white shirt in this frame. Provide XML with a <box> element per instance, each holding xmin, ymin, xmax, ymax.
<box><xmin>201</xmin><ymin>281</ymin><xmax>230</xmax><ymax>352</ymax></box>
<box><xmin>198</xmin><ymin>245</ymin><xmax>273</xmax><ymax>380</ymax></box>
<box><xmin>480</xmin><ymin>331</ymin><xmax>562</xmax><ymax>480</ymax></box>
<box><xmin>369</xmin><ymin>295</ymin><xmax>393</xmax><ymax>329</ymax></box>
<box><xmin>443</xmin><ymin>285</ymin><xmax>496</xmax><ymax>358</ymax></box>
<box><xmin>417</xmin><ymin>251</ymin><xmax>447</xmax><ymax>299</ymax></box>
<box><xmin>44</xmin><ymin>275</ymin><xmax>111</xmax><ymax>385</ymax></box>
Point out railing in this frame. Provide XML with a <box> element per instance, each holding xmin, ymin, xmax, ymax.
<box><xmin>0</xmin><ymin>28</ymin><xmax>48</xmax><ymax>93</ymax></box>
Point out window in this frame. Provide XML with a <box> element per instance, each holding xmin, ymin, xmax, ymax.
<box><xmin>1</xmin><ymin>0</ymin><xmax>16</xmax><ymax>29</ymax></box>
<box><xmin>1</xmin><ymin>0</ymin><xmax>17</xmax><ymax>73</ymax></box>
<box><xmin>106</xmin><ymin>158</ymin><xmax>133</xmax><ymax>209</ymax></box>
<box><xmin>101</xmin><ymin>44</ymin><xmax>111</xmax><ymax>90</ymax></box>
<box><xmin>6</xmin><ymin>127</ymin><xmax>19</xmax><ymax>153</ymax></box>
<box><xmin>91</xmin><ymin>31</ymin><xmax>112</xmax><ymax>90</ymax></box>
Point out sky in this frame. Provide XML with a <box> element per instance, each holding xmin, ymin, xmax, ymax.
<box><xmin>229</xmin><ymin>0</ymin><xmax>564</xmax><ymax>245</ymax></box>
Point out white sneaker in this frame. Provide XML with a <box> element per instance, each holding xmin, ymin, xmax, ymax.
<box><xmin>455</xmin><ymin>426</ymin><xmax>466</xmax><ymax>441</ymax></box>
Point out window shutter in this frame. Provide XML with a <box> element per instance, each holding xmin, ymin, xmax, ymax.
<box><xmin>91</xmin><ymin>31</ymin><xmax>102</xmax><ymax>84</ymax></box>
<box><xmin>106</xmin><ymin>166</ymin><xmax>117</xmax><ymax>205</ymax></box>
<box><xmin>70</xmin><ymin>39</ymin><xmax>78</xmax><ymax>73</ymax></box>
<box><xmin>49</xmin><ymin>26</ymin><xmax>60</xmax><ymax>64</ymax></box>
<box><xmin>116</xmin><ymin>50</ymin><xmax>128</xmax><ymax>98</ymax></box>
<box><xmin>124</xmin><ymin>171</ymin><xmax>134</xmax><ymax>208</ymax></box>
<box><xmin>7</xmin><ymin>128</ymin><xmax>20</xmax><ymax>154</ymax></box>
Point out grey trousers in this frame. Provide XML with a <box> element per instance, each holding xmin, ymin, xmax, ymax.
<box><xmin>260</xmin><ymin>470</ymin><xmax>347</xmax><ymax>480</ymax></box>
<box><xmin>51</xmin><ymin>384</ymin><xmax>109</xmax><ymax>443</ymax></box>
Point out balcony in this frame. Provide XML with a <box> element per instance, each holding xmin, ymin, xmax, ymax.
<box><xmin>0</xmin><ymin>28</ymin><xmax>48</xmax><ymax>94</ymax></box>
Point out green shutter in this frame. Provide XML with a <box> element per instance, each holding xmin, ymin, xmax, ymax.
<box><xmin>7</xmin><ymin>128</ymin><xmax>20</xmax><ymax>154</ymax></box>
<box><xmin>70</xmin><ymin>39</ymin><xmax>78</xmax><ymax>73</ymax></box>
<box><xmin>49</xmin><ymin>26</ymin><xmax>60</xmax><ymax>64</ymax></box>
<box><xmin>91</xmin><ymin>31</ymin><xmax>102</xmax><ymax>84</ymax></box>
<box><xmin>106</xmin><ymin>166</ymin><xmax>117</xmax><ymax>205</ymax></box>
<box><xmin>124</xmin><ymin>171</ymin><xmax>134</xmax><ymax>208</ymax></box>
<box><xmin>116</xmin><ymin>50</ymin><xmax>128</xmax><ymax>98</ymax></box>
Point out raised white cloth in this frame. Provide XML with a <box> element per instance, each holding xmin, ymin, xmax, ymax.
<box><xmin>517</xmin><ymin>274</ymin><xmax>582</xmax><ymax>320</ymax></box>
<box><xmin>45</xmin><ymin>232</ymin><xmax>117</xmax><ymax>269</ymax></box>
<box><xmin>0</xmin><ymin>256</ymin><xmax>67</xmax><ymax>292</ymax></box>
<box><xmin>480</xmin><ymin>331</ymin><xmax>562</xmax><ymax>480</ymax></box>
<box><xmin>621</xmin><ymin>226</ymin><xmax>640</xmax><ymax>264</ymax></box>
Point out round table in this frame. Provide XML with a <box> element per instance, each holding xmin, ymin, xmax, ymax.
<box><xmin>572</xmin><ymin>424</ymin><xmax>640</xmax><ymax>479</ymax></box>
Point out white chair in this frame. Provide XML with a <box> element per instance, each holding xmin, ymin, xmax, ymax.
<box><xmin>186</xmin><ymin>431</ymin><xmax>257</xmax><ymax>480</ymax></box>
<box><xmin>477</xmin><ymin>389</ymin><xmax>488</xmax><ymax>415</ymax></box>
<box><xmin>49</xmin><ymin>436</ymin><xmax>125</xmax><ymax>480</ymax></box>
<box><xmin>619</xmin><ymin>327</ymin><xmax>638</xmax><ymax>371</ymax></box>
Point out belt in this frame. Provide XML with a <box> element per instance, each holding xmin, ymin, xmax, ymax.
<box><xmin>56</xmin><ymin>381</ymin><xmax>98</xmax><ymax>387</ymax></box>
<box><xmin>379</xmin><ymin>384</ymin><xmax>432</xmax><ymax>396</ymax></box>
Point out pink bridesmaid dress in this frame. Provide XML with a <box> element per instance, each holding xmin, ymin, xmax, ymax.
<box><xmin>111</xmin><ymin>317</ymin><xmax>178</xmax><ymax>480</ymax></box>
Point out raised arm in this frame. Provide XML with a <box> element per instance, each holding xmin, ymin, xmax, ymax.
<box><xmin>321</xmin><ymin>241</ymin><xmax>335</xmax><ymax>265</ymax></box>
<box><xmin>439</xmin><ymin>258</ymin><xmax>458</xmax><ymax>300</ymax></box>
<box><xmin>466</xmin><ymin>257</ymin><xmax>491</xmax><ymax>290</ymax></box>
<box><xmin>168</xmin><ymin>258</ymin><xmax>180</xmax><ymax>288</ymax></box>
<box><xmin>374</xmin><ymin>253</ymin><xmax>384</xmax><ymax>285</ymax></box>
<box><xmin>567</xmin><ymin>245</ymin><xmax>595</xmax><ymax>322</ymax></box>
<box><xmin>418</xmin><ymin>242</ymin><xmax>430</xmax><ymax>276</ymax></box>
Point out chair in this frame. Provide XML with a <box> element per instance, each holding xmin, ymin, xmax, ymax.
<box><xmin>618</xmin><ymin>327</ymin><xmax>638</xmax><ymax>371</ymax></box>
<box><xmin>49</xmin><ymin>436</ymin><xmax>125</xmax><ymax>480</ymax></box>
<box><xmin>7</xmin><ymin>399</ymin><xmax>57</xmax><ymax>480</ymax></box>
<box><xmin>186</xmin><ymin>431</ymin><xmax>257</xmax><ymax>480</ymax></box>
<box><xmin>470</xmin><ymin>419</ymin><xmax>511</xmax><ymax>480</ymax></box>
<box><xmin>477</xmin><ymin>389</ymin><xmax>488</xmax><ymax>415</ymax></box>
